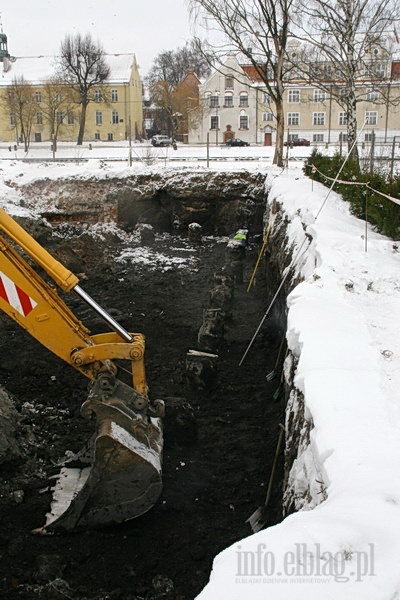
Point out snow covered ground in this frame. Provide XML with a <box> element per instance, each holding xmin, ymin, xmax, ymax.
<box><xmin>1</xmin><ymin>144</ymin><xmax>400</xmax><ymax>598</ymax></box>
<box><xmin>0</xmin><ymin>140</ymin><xmax>311</xmax><ymax>165</ymax></box>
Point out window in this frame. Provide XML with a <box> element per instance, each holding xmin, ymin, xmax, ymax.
<box><xmin>111</xmin><ymin>89</ymin><xmax>118</xmax><ymax>102</ymax></box>
<box><xmin>35</xmin><ymin>91</ymin><xmax>41</xmax><ymax>103</ymax></box>
<box><xmin>263</xmin><ymin>112</ymin><xmax>274</xmax><ymax>122</ymax></box>
<box><xmin>263</xmin><ymin>93</ymin><xmax>272</xmax><ymax>104</ymax></box>
<box><xmin>34</xmin><ymin>133</ymin><xmax>42</xmax><ymax>142</ymax></box>
<box><xmin>367</xmin><ymin>89</ymin><xmax>379</xmax><ymax>102</ymax></box>
<box><xmin>108</xmin><ymin>133</ymin><xmax>113</xmax><ymax>141</ymax></box>
<box><xmin>55</xmin><ymin>92</ymin><xmax>62</xmax><ymax>102</ymax></box>
<box><xmin>224</xmin><ymin>94</ymin><xmax>233</xmax><ymax>107</ymax></box>
<box><xmin>10</xmin><ymin>113</ymin><xmax>16</xmax><ymax>126</ymax></box>
<box><xmin>36</xmin><ymin>112</ymin><xmax>43</xmax><ymax>125</ymax></box>
<box><xmin>375</xmin><ymin>63</ymin><xmax>386</xmax><ymax>77</ymax></box>
<box><xmin>309</xmin><ymin>63</ymin><xmax>321</xmax><ymax>78</ymax></box>
<box><xmin>313</xmin><ymin>133</ymin><xmax>324</xmax><ymax>142</ymax></box>
<box><xmin>67</xmin><ymin>112</ymin><xmax>74</xmax><ymax>125</ymax></box>
<box><xmin>96</xmin><ymin>111</ymin><xmax>103</xmax><ymax>125</ymax></box>
<box><xmin>339</xmin><ymin>112</ymin><xmax>347</xmax><ymax>125</ymax></box>
<box><xmin>265</xmin><ymin>65</ymin><xmax>274</xmax><ymax>79</ymax></box>
<box><xmin>313</xmin><ymin>112</ymin><xmax>325</xmax><ymax>125</ymax></box>
<box><xmin>95</xmin><ymin>90</ymin><xmax>102</xmax><ymax>102</ymax></box>
<box><xmin>225</xmin><ymin>75</ymin><xmax>234</xmax><ymax>89</ymax></box>
<box><xmin>56</xmin><ymin>111</ymin><xmax>63</xmax><ymax>124</ymax></box>
<box><xmin>365</xmin><ymin>133</ymin><xmax>373</xmax><ymax>142</ymax></box>
<box><xmin>339</xmin><ymin>132</ymin><xmax>348</xmax><ymax>142</ymax></box>
<box><xmin>210</xmin><ymin>95</ymin><xmax>219</xmax><ymax>108</ymax></box>
<box><xmin>239</xmin><ymin>115</ymin><xmax>249</xmax><ymax>129</ymax></box>
<box><xmin>94</xmin><ymin>132</ymin><xmax>100</xmax><ymax>140</ymax></box>
<box><xmin>365</xmin><ymin>111</ymin><xmax>377</xmax><ymax>125</ymax></box>
<box><xmin>364</xmin><ymin>63</ymin><xmax>373</xmax><ymax>77</ymax></box>
<box><xmin>288</xmin><ymin>89</ymin><xmax>300</xmax><ymax>103</ymax></box>
<box><xmin>239</xmin><ymin>93</ymin><xmax>248</xmax><ymax>107</ymax></box>
<box><xmin>365</xmin><ymin>62</ymin><xmax>386</xmax><ymax>78</ymax></box>
<box><xmin>210</xmin><ymin>115</ymin><xmax>219</xmax><ymax>130</ymax></box>
<box><xmin>112</xmin><ymin>110</ymin><xmax>119</xmax><ymax>124</ymax></box>
<box><xmin>287</xmin><ymin>112</ymin><xmax>300</xmax><ymax>126</ymax></box>
<box><xmin>313</xmin><ymin>89</ymin><xmax>326</xmax><ymax>102</ymax></box>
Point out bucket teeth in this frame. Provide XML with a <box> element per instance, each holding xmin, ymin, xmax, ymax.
<box><xmin>36</xmin><ymin>415</ymin><xmax>163</xmax><ymax>533</ymax></box>
<box><xmin>35</xmin><ymin>374</ymin><xmax>164</xmax><ymax>533</ymax></box>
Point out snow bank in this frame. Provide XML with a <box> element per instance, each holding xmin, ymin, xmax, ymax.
<box><xmin>196</xmin><ymin>170</ymin><xmax>400</xmax><ymax>599</ymax></box>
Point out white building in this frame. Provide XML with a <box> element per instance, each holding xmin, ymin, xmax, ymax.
<box><xmin>189</xmin><ymin>54</ymin><xmax>258</xmax><ymax>145</ymax></box>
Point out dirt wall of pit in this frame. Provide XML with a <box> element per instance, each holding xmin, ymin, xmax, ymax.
<box><xmin>262</xmin><ymin>195</ymin><xmax>327</xmax><ymax>517</ymax></box>
<box><xmin>16</xmin><ymin>170</ymin><xmax>267</xmax><ymax>236</ymax></box>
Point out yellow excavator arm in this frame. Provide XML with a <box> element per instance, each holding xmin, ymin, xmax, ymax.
<box><xmin>0</xmin><ymin>207</ymin><xmax>146</xmax><ymax>390</ymax></box>
<box><xmin>0</xmin><ymin>207</ymin><xmax>163</xmax><ymax>532</ymax></box>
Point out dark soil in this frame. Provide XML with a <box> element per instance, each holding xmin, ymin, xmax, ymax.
<box><xmin>0</xmin><ymin>227</ymin><xmax>284</xmax><ymax>600</ymax></box>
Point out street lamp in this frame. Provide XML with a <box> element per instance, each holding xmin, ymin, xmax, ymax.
<box><xmin>215</xmin><ymin>104</ymin><xmax>219</xmax><ymax>146</ymax></box>
<box><xmin>390</xmin><ymin>135</ymin><xmax>399</xmax><ymax>181</ymax></box>
<box><xmin>215</xmin><ymin>91</ymin><xmax>220</xmax><ymax>146</ymax></box>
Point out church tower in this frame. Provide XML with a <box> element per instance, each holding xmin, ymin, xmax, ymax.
<box><xmin>0</xmin><ymin>16</ymin><xmax>10</xmax><ymax>62</ymax></box>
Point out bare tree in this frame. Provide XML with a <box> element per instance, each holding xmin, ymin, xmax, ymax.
<box><xmin>148</xmin><ymin>71</ymin><xmax>201</xmax><ymax>140</ymax></box>
<box><xmin>145</xmin><ymin>41</ymin><xmax>208</xmax><ymax>139</ymax></box>
<box><xmin>148</xmin><ymin>80</ymin><xmax>174</xmax><ymax>135</ymax></box>
<box><xmin>146</xmin><ymin>41</ymin><xmax>211</xmax><ymax>88</ymax></box>
<box><xmin>57</xmin><ymin>33</ymin><xmax>110</xmax><ymax>145</ymax></box>
<box><xmin>189</xmin><ymin>0</ymin><xmax>296</xmax><ymax>166</ymax></box>
<box><xmin>3</xmin><ymin>76</ymin><xmax>36</xmax><ymax>152</ymax></box>
<box><xmin>294</xmin><ymin>0</ymin><xmax>400</xmax><ymax>163</ymax></box>
<box><xmin>41</xmin><ymin>77</ymin><xmax>78</xmax><ymax>156</ymax></box>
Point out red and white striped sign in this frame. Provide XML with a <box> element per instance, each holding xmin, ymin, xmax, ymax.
<box><xmin>0</xmin><ymin>271</ymin><xmax>37</xmax><ymax>317</ymax></box>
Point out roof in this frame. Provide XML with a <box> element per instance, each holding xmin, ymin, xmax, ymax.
<box><xmin>104</xmin><ymin>54</ymin><xmax>140</xmax><ymax>83</ymax></box>
<box><xmin>241</xmin><ymin>64</ymin><xmax>264</xmax><ymax>82</ymax></box>
<box><xmin>0</xmin><ymin>53</ymin><xmax>139</xmax><ymax>87</ymax></box>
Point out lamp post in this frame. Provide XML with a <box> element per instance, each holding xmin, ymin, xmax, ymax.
<box><xmin>213</xmin><ymin>90</ymin><xmax>220</xmax><ymax>146</ymax></box>
<box><xmin>390</xmin><ymin>135</ymin><xmax>399</xmax><ymax>181</ymax></box>
<box><xmin>215</xmin><ymin>102</ymin><xmax>219</xmax><ymax>146</ymax></box>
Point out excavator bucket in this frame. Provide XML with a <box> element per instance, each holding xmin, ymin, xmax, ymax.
<box><xmin>37</xmin><ymin>374</ymin><xmax>164</xmax><ymax>533</ymax></box>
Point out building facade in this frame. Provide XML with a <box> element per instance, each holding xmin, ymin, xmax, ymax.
<box><xmin>0</xmin><ymin>32</ymin><xmax>144</xmax><ymax>144</ymax></box>
<box><xmin>189</xmin><ymin>54</ymin><xmax>258</xmax><ymax>145</ymax></box>
<box><xmin>173</xmin><ymin>69</ymin><xmax>201</xmax><ymax>143</ymax></box>
<box><xmin>189</xmin><ymin>53</ymin><xmax>400</xmax><ymax>146</ymax></box>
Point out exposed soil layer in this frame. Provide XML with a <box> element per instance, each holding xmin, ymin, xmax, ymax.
<box><xmin>0</xmin><ymin>226</ymin><xmax>284</xmax><ymax>600</ymax></box>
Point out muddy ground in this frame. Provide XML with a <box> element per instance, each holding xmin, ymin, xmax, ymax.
<box><xmin>0</xmin><ymin>224</ymin><xmax>284</xmax><ymax>600</ymax></box>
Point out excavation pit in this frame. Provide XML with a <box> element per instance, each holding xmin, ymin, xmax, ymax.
<box><xmin>0</xmin><ymin>173</ymin><xmax>287</xmax><ymax>600</ymax></box>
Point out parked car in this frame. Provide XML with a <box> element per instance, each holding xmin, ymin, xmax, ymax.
<box><xmin>151</xmin><ymin>135</ymin><xmax>173</xmax><ymax>147</ymax></box>
<box><xmin>284</xmin><ymin>138</ymin><xmax>311</xmax><ymax>147</ymax></box>
<box><xmin>225</xmin><ymin>138</ymin><xmax>250</xmax><ymax>147</ymax></box>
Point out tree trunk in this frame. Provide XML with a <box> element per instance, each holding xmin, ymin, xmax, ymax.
<box><xmin>77</xmin><ymin>103</ymin><xmax>87</xmax><ymax>146</ymax></box>
<box><xmin>19</xmin><ymin>122</ymin><xmax>29</xmax><ymax>153</ymax></box>
<box><xmin>346</xmin><ymin>93</ymin><xmax>359</xmax><ymax>167</ymax></box>
<box><xmin>274</xmin><ymin>96</ymin><xmax>285</xmax><ymax>167</ymax></box>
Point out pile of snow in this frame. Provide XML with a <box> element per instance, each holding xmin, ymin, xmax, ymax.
<box><xmin>196</xmin><ymin>170</ymin><xmax>400</xmax><ymax>599</ymax></box>
<box><xmin>116</xmin><ymin>239</ymin><xmax>198</xmax><ymax>272</ymax></box>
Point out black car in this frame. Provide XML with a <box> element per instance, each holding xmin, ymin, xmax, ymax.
<box><xmin>225</xmin><ymin>138</ymin><xmax>250</xmax><ymax>147</ymax></box>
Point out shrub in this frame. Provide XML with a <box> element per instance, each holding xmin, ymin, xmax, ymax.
<box><xmin>304</xmin><ymin>150</ymin><xmax>400</xmax><ymax>239</ymax></box>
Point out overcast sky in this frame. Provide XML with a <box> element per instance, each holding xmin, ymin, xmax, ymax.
<box><xmin>2</xmin><ymin>0</ymin><xmax>197</xmax><ymax>76</ymax></box>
